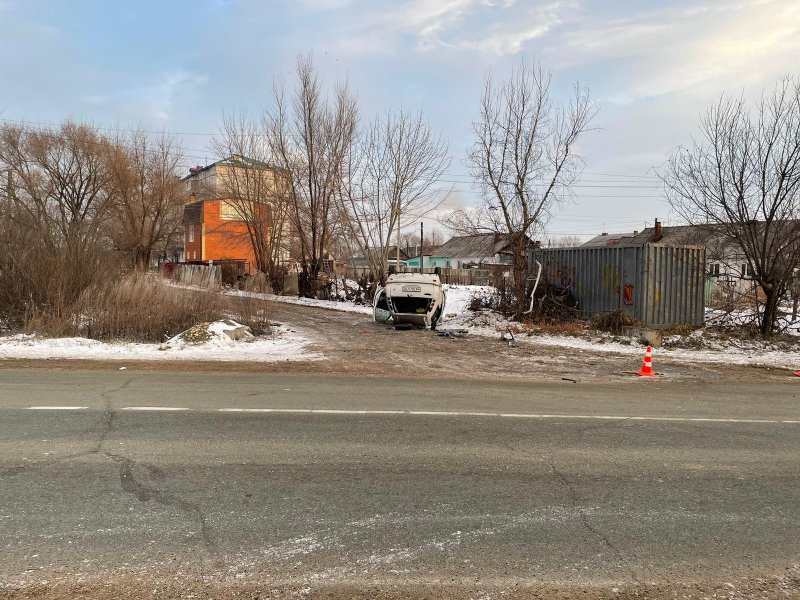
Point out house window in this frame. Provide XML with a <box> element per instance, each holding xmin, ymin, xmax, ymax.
<box><xmin>188</xmin><ymin>224</ymin><xmax>195</xmax><ymax>243</ymax></box>
<box><xmin>710</xmin><ymin>263</ymin><xmax>720</xmax><ymax>277</ymax></box>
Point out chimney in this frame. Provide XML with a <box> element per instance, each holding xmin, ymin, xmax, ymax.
<box><xmin>653</xmin><ymin>219</ymin><xmax>663</xmax><ymax>243</ymax></box>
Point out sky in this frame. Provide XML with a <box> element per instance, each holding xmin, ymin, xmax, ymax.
<box><xmin>1</xmin><ymin>0</ymin><xmax>798</xmax><ymax>240</ymax></box>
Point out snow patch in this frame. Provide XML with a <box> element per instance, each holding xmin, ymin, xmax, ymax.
<box><xmin>227</xmin><ymin>289</ymin><xmax>373</xmax><ymax>316</ymax></box>
<box><xmin>0</xmin><ymin>322</ymin><xmax>318</xmax><ymax>363</ymax></box>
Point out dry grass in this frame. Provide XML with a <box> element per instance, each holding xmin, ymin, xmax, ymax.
<box><xmin>590</xmin><ymin>310</ymin><xmax>642</xmax><ymax>334</ymax></box>
<box><xmin>242</xmin><ymin>272</ymin><xmax>273</xmax><ymax>294</ymax></box>
<box><xmin>74</xmin><ymin>273</ymin><xmax>223</xmax><ymax>342</ymax></box>
<box><xmin>227</xmin><ymin>294</ymin><xmax>272</xmax><ymax>336</ymax></box>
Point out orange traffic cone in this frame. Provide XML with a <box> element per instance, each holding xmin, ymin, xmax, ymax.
<box><xmin>637</xmin><ymin>346</ymin><xmax>655</xmax><ymax>377</ymax></box>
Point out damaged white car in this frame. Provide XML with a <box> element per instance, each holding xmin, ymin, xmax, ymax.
<box><xmin>373</xmin><ymin>273</ymin><xmax>446</xmax><ymax>330</ymax></box>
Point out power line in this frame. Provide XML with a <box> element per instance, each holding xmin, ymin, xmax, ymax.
<box><xmin>1</xmin><ymin>118</ymin><xmax>664</xmax><ymax>183</ymax></box>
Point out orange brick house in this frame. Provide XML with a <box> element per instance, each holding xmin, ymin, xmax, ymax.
<box><xmin>182</xmin><ymin>156</ymin><xmax>287</xmax><ymax>274</ymax></box>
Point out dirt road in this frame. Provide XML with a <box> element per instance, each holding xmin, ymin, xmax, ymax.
<box><xmin>266</xmin><ymin>301</ymin><xmax>793</xmax><ymax>383</ymax></box>
<box><xmin>0</xmin><ymin>300</ymin><xmax>792</xmax><ymax>383</ymax></box>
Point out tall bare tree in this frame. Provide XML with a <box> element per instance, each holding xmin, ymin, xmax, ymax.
<box><xmin>212</xmin><ymin>113</ymin><xmax>291</xmax><ymax>276</ymax></box>
<box><xmin>107</xmin><ymin>129</ymin><xmax>184</xmax><ymax>270</ymax></box>
<box><xmin>265</xmin><ymin>55</ymin><xmax>357</xmax><ymax>296</ymax></box>
<box><xmin>448</xmin><ymin>59</ymin><xmax>595</xmax><ymax>319</ymax></box>
<box><xmin>662</xmin><ymin>77</ymin><xmax>800</xmax><ymax>336</ymax></box>
<box><xmin>0</xmin><ymin>122</ymin><xmax>116</xmax><ymax>322</ymax></box>
<box><xmin>338</xmin><ymin>108</ymin><xmax>450</xmax><ymax>283</ymax></box>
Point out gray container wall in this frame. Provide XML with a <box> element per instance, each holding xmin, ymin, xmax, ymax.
<box><xmin>529</xmin><ymin>245</ymin><xmax>706</xmax><ymax>328</ymax></box>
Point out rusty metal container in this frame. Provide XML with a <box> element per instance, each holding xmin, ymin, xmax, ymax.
<box><xmin>529</xmin><ymin>245</ymin><xmax>706</xmax><ymax>328</ymax></box>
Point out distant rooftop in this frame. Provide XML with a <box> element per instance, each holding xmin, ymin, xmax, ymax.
<box><xmin>432</xmin><ymin>233</ymin><xmax>516</xmax><ymax>259</ymax></box>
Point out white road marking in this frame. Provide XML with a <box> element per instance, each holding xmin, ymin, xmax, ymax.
<box><xmin>27</xmin><ymin>406</ymin><xmax>88</xmax><ymax>410</ymax></box>
<box><xmin>216</xmin><ymin>408</ymin><xmax>800</xmax><ymax>424</ymax></box>
<box><xmin>21</xmin><ymin>406</ymin><xmax>797</xmax><ymax>424</ymax></box>
<box><xmin>120</xmin><ymin>406</ymin><xmax>189</xmax><ymax>411</ymax></box>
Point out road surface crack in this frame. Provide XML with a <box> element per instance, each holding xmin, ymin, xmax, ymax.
<box><xmin>106</xmin><ymin>452</ymin><xmax>217</xmax><ymax>556</ymax></box>
<box><xmin>550</xmin><ymin>462</ymin><xmax>639</xmax><ymax>583</ymax></box>
<box><xmin>1</xmin><ymin>379</ymin><xmax>131</xmax><ymax>477</ymax></box>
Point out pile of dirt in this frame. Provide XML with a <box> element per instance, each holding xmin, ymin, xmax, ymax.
<box><xmin>159</xmin><ymin>320</ymin><xmax>254</xmax><ymax>350</ymax></box>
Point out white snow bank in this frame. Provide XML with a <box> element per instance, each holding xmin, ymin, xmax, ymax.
<box><xmin>0</xmin><ymin>321</ymin><xmax>318</xmax><ymax>363</ymax></box>
<box><xmin>441</xmin><ymin>285</ymin><xmax>496</xmax><ymax>318</ymax></box>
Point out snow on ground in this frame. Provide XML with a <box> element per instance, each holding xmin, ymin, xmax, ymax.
<box><xmin>0</xmin><ymin>321</ymin><xmax>318</xmax><ymax>363</ymax></box>
<box><xmin>228</xmin><ymin>289</ymin><xmax>374</xmax><ymax>316</ymax></box>
<box><xmin>436</xmin><ymin>286</ymin><xmax>800</xmax><ymax>369</ymax></box>
<box><xmin>706</xmin><ymin>306</ymin><xmax>800</xmax><ymax>336</ymax></box>
<box><xmin>525</xmin><ymin>331</ymin><xmax>799</xmax><ymax>369</ymax></box>
<box><xmin>441</xmin><ymin>284</ymin><xmax>495</xmax><ymax>318</ymax></box>
<box><xmin>228</xmin><ymin>284</ymin><xmax>495</xmax><ymax>320</ymax></box>
<box><xmin>224</xmin><ymin>284</ymin><xmax>800</xmax><ymax>370</ymax></box>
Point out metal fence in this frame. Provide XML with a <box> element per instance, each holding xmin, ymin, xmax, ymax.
<box><xmin>529</xmin><ymin>244</ymin><xmax>706</xmax><ymax>328</ymax></box>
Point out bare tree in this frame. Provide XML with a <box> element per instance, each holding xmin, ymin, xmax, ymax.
<box><xmin>0</xmin><ymin>121</ymin><xmax>116</xmax><ymax>323</ymax></box>
<box><xmin>449</xmin><ymin>59</ymin><xmax>595</xmax><ymax>319</ymax></box>
<box><xmin>265</xmin><ymin>55</ymin><xmax>357</xmax><ymax>296</ymax></box>
<box><xmin>211</xmin><ymin>113</ymin><xmax>291</xmax><ymax>277</ymax></box>
<box><xmin>662</xmin><ymin>77</ymin><xmax>800</xmax><ymax>336</ymax></box>
<box><xmin>546</xmin><ymin>234</ymin><xmax>584</xmax><ymax>247</ymax></box>
<box><xmin>107</xmin><ymin>129</ymin><xmax>184</xmax><ymax>270</ymax></box>
<box><xmin>337</xmin><ymin>108</ymin><xmax>450</xmax><ymax>283</ymax></box>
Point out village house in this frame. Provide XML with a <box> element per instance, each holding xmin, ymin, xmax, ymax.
<box><xmin>348</xmin><ymin>246</ymin><xmax>410</xmax><ymax>270</ymax></box>
<box><xmin>431</xmin><ymin>233</ymin><xmax>526</xmax><ymax>269</ymax></box>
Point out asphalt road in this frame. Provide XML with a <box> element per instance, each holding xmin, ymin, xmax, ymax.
<box><xmin>1</xmin><ymin>369</ymin><xmax>800</xmax><ymax>599</ymax></box>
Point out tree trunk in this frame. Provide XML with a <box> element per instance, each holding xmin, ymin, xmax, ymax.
<box><xmin>134</xmin><ymin>246</ymin><xmax>150</xmax><ymax>272</ymax></box>
<box><xmin>511</xmin><ymin>234</ymin><xmax>528</xmax><ymax>321</ymax></box>
<box><xmin>760</xmin><ymin>288</ymin><xmax>780</xmax><ymax>336</ymax></box>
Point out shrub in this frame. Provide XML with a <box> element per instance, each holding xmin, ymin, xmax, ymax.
<box><xmin>243</xmin><ymin>272</ymin><xmax>273</xmax><ymax>294</ymax></box>
<box><xmin>590</xmin><ymin>310</ymin><xmax>641</xmax><ymax>334</ymax></box>
<box><xmin>75</xmin><ymin>273</ymin><xmax>223</xmax><ymax>342</ymax></box>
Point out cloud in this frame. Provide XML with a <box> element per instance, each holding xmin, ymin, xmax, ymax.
<box><xmin>555</xmin><ymin>0</ymin><xmax>800</xmax><ymax>102</ymax></box>
<box><xmin>291</xmin><ymin>0</ymin><xmax>354</xmax><ymax>11</ymax></box>
<box><xmin>334</xmin><ymin>0</ymin><xmax>571</xmax><ymax>57</ymax></box>
<box><xmin>91</xmin><ymin>71</ymin><xmax>209</xmax><ymax>123</ymax></box>
<box><xmin>444</xmin><ymin>2</ymin><xmax>568</xmax><ymax>55</ymax></box>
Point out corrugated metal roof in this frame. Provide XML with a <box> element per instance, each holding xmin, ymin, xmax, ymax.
<box><xmin>581</xmin><ymin>232</ymin><xmax>638</xmax><ymax>247</ymax></box>
<box><xmin>432</xmin><ymin>234</ymin><xmax>511</xmax><ymax>259</ymax></box>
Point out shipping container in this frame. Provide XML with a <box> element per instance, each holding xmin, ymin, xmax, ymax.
<box><xmin>529</xmin><ymin>245</ymin><xmax>706</xmax><ymax>328</ymax></box>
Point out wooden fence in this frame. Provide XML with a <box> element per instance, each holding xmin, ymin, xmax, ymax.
<box><xmin>169</xmin><ymin>264</ymin><xmax>221</xmax><ymax>289</ymax></box>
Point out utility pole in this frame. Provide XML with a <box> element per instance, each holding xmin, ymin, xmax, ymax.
<box><xmin>419</xmin><ymin>222</ymin><xmax>424</xmax><ymax>273</ymax></box>
<box><xmin>396</xmin><ymin>208</ymin><xmax>401</xmax><ymax>273</ymax></box>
